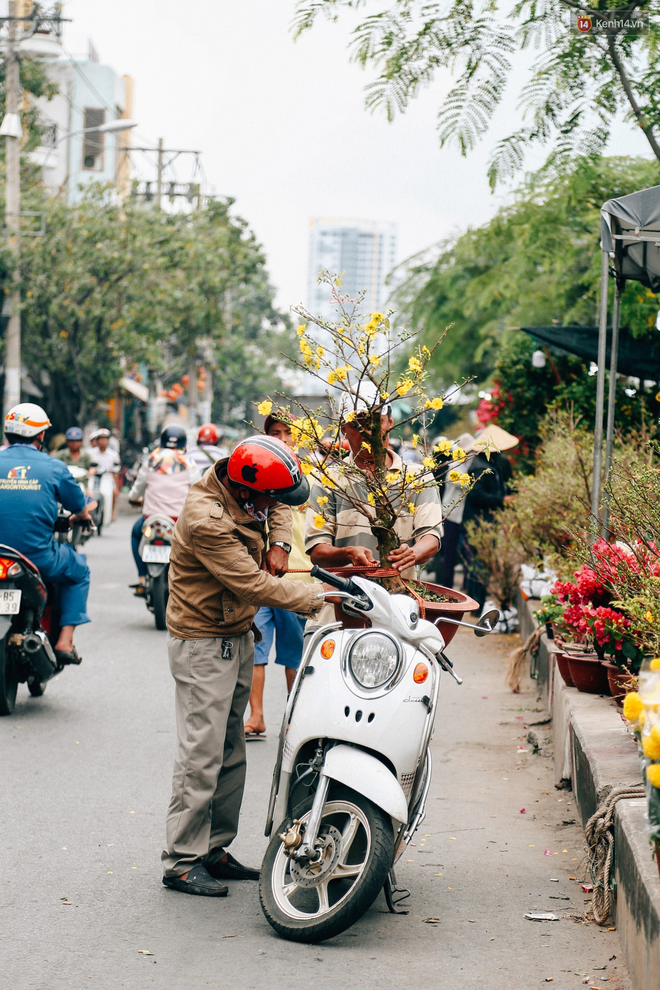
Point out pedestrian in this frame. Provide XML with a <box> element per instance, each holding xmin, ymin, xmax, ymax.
<box><xmin>244</xmin><ymin>409</ymin><xmax>314</xmax><ymax>737</ymax></box>
<box><xmin>438</xmin><ymin>432</ymin><xmax>476</xmax><ymax>589</ymax></box>
<box><xmin>461</xmin><ymin>424</ymin><xmax>518</xmax><ymax>609</ymax></box>
<box><xmin>161</xmin><ymin>435</ymin><xmax>324</xmax><ymax>897</ymax></box>
<box><xmin>305</xmin><ymin>396</ymin><xmax>442</xmax><ymax>604</ymax></box>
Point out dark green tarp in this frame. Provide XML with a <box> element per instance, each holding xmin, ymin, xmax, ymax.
<box><xmin>520</xmin><ymin>324</ymin><xmax>660</xmax><ymax>381</ymax></box>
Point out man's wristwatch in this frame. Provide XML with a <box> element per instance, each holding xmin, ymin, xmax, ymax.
<box><xmin>271</xmin><ymin>542</ymin><xmax>291</xmax><ymax>553</ymax></box>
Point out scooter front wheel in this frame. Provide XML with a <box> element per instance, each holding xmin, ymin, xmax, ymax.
<box><xmin>260</xmin><ymin>785</ymin><xmax>393</xmax><ymax>943</ymax></box>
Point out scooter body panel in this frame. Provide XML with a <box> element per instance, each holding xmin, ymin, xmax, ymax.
<box><xmin>323</xmin><ymin>743</ymin><xmax>409</xmax><ymax>823</ymax></box>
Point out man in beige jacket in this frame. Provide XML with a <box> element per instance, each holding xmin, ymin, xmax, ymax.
<box><xmin>162</xmin><ymin>436</ymin><xmax>324</xmax><ymax>897</ymax></box>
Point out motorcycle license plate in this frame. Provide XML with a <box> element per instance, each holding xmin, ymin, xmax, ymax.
<box><xmin>0</xmin><ymin>589</ymin><xmax>21</xmax><ymax>614</ymax></box>
<box><xmin>142</xmin><ymin>544</ymin><xmax>171</xmax><ymax>563</ymax></box>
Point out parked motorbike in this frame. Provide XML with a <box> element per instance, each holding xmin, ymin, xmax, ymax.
<box><xmin>138</xmin><ymin>514</ymin><xmax>174</xmax><ymax>630</ymax></box>
<box><xmin>259</xmin><ymin>565</ymin><xmax>498</xmax><ymax>943</ymax></box>
<box><xmin>0</xmin><ymin>515</ymin><xmax>83</xmax><ymax>716</ymax></box>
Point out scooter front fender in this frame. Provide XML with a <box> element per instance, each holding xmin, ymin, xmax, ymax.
<box><xmin>323</xmin><ymin>744</ymin><xmax>409</xmax><ymax>824</ymax></box>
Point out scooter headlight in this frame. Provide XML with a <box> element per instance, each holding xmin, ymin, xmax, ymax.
<box><xmin>348</xmin><ymin>633</ymin><xmax>401</xmax><ymax>689</ymax></box>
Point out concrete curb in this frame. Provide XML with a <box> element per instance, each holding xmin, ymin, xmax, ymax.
<box><xmin>518</xmin><ymin>594</ymin><xmax>660</xmax><ymax>990</ymax></box>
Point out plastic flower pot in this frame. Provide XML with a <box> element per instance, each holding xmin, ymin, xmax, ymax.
<box><xmin>603</xmin><ymin>662</ymin><xmax>636</xmax><ymax>708</ymax></box>
<box><xmin>565</xmin><ymin>653</ymin><xmax>610</xmax><ymax>695</ymax></box>
<box><xmin>554</xmin><ymin>650</ymin><xmax>576</xmax><ymax>688</ymax></box>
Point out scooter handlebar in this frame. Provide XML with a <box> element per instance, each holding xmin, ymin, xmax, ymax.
<box><xmin>310</xmin><ymin>564</ymin><xmax>361</xmax><ymax>596</ymax></box>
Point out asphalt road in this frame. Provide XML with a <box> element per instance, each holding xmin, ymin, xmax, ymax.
<box><xmin>1</xmin><ymin>511</ymin><xmax>632</xmax><ymax>990</ymax></box>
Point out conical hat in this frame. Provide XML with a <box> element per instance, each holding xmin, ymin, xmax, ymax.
<box><xmin>473</xmin><ymin>424</ymin><xmax>519</xmax><ymax>452</ymax></box>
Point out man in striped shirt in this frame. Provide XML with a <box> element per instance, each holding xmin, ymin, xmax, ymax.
<box><xmin>305</xmin><ymin>405</ymin><xmax>442</xmax><ymax>578</ymax></box>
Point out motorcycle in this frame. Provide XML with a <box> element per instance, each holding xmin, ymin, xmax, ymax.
<box><xmin>0</xmin><ymin>515</ymin><xmax>82</xmax><ymax>716</ymax></box>
<box><xmin>259</xmin><ymin>565</ymin><xmax>498</xmax><ymax>943</ymax></box>
<box><xmin>138</xmin><ymin>514</ymin><xmax>174</xmax><ymax>630</ymax></box>
<box><xmin>63</xmin><ymin>464</ymin><xmax>95</xmax><ymax>549</ymax></box>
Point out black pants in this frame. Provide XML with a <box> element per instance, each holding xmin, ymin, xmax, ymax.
<box><xmin>440</xmin><ymin>520</ymin><xmax>462</xmax><ymax>589</ymax></box>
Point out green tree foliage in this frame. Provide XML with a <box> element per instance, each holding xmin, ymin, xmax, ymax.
<box><xmin>294</xmin><ymin>0</ymin><xmax>660</xmax><ymax>186</ymax></box>
<box><xmin>392</xmin><ymin>156</ymin><xmax>660</xmax><ymax>387</ymax></box>
<box><xmin>6</xmin><ymin>188</ymin><xmax>288</xmax><ymax>432</ymax></box>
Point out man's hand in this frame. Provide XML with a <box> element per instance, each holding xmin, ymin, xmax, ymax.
<box><xmin>344</xmin><ymin>546</ymin><xmax>376</xmax><ymax>567</ymax></box>
<box><xmin>128</xmin><ymin>498</ymin><xmax>143</xmax><ymax>507</ymax></box>
<box><xmin>265</xmin><ymin>545</ymin><xmax>289</xmax><ymax>577</ymax></box>
<box><xmin>71</xmin><ymin>504</ymin><xmax>94</xmax><ymax>524</ymax></box>
<box><xmin>387</xmin><ymin>542</ymin><xmax>416</xmax><ymax>572</ymax></box>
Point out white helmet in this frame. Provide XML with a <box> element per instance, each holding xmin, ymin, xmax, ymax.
<box><xmin>4</xmin><ymin>402</ymin><xmax>51</xmax><ymax>438</ymax></box>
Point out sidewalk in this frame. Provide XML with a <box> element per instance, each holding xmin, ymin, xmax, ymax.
<box><xmin>519</xmin><ymin>595</ymin><xmax>660</xmax><ymax>990</ymax></box>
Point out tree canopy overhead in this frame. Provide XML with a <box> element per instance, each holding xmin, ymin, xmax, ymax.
<box><xmin>392</xmin><ymin>156</ymin><xmax>660</xmax><ymax>386</ymax></box>
<box><xmin>294</xmin><ymin>0</ymin><xmax>660</xmax><ymax>186</ymax></box>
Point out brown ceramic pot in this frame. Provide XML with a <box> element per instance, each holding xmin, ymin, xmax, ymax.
<box><xmin>603</xmin><ymin>662</ymin><xmax>635</xmax><ymax>707</ymax></box>
<box><xmin>554</xmin><ymin>650</ymin><xmax>576</xmax><ymax>688</ymax></box>
<box><xmin>565</xmin><ymin>653</ymin><xmax>610</xmax><ymax>694</ymax></box>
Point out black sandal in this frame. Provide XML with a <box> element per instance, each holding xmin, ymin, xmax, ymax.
<box><xmin>55</xmin><ymin>647</ymin><xmax>82</xmax><ymax>666</ymax></box>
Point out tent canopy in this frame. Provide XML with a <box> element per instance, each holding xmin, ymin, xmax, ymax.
<box><xmin>600</xmin><ymin>184</ymin><xmax>660</xmax><ymax>291</ymax></box>
<box><xmin>521</xmin><ymin>324</ymin><xmax>660</xmax><ymax>381</ymax></box>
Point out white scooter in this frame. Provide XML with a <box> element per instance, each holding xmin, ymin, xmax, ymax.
<box><xmin>259</xmin><ymin>565</ymin><xmax>498</xmax><ymax>943</ymax></box>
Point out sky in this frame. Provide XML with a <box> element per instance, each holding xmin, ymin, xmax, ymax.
<box><xmin>61</xmin><ymin>0</ymin><xmax>652</xmax><ymax>315</ymax></box>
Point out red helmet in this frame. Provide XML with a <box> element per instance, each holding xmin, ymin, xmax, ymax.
<box><xmin>227</xmin><ymin>435</ymin><xmax>309</xmax><ymax>506</ymax></box>
<box><xmin>198</xmin><ymin>422</ymin><xmax>219</xmax><ymax>445</ymax></box>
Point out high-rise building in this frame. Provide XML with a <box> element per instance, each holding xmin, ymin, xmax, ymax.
<box><xmin>307</xmin><ymin>218</ymin><xmax>398</xmax><ymax>327</ymax></box>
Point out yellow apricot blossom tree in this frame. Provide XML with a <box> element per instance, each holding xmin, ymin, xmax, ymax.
<box><xmin>257</xmin><ymin>271</ymin><xmax>471</xmax><ymax>591</ymax></box>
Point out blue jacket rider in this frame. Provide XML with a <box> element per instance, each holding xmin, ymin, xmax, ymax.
<box><xmin>0</xmin><ymin>403</ymin><xmax>93</xmax><ymax>664</ymax></box>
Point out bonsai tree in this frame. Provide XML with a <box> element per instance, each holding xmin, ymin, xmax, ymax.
<box><xmin>256</xmin><ymin>271</ymin><xmax>472</xmax><ymax>593</ymax></box>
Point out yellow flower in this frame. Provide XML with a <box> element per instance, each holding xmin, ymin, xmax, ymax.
<box><xmin>453</xmin><ymin>446</ymin><xmax>466</xmax><ymax>461</ymax></box>
<box><xmin>422</xmin><ymin>456</ymin><xmax>434</xmax><ymax>469</ymax></box>
<box><xmin>425</xmin><ymin>397</ymin><xmax>444</xmax><ymax>410</ymax></box>
<box><xmin>647</xmin><ymin>764</ymin><xmax>660</xmax><ymax>789</ymax></box>
<box><xmin>361</xmin><ymin>441</ymin><xmax>372</xmax><ymax>452</ymax></box>
<box><xmin>422</xmin><ymin>345</ymin><xmax>431</xmax><ymax>359</ymax></box>
<box><xmin>642</xmin><ymin>734</ymin><xmax>660</xmax><ymax>761</ymax></box>
<box><xmin>623</xmin><ymin>692</ymin><xmax>642</xmax><ymax>722</ymax></box>
<box><xmin>386</xmin><ymin>471</ymin><xmax>400</xmax><ymax>483</ymax></box>
<box><xmin>434</xmin><ymin>439</ymin><xmax>452</xmax><ymax>455</ymax></box>
<box><xmin>459</xmin><ymin>473</ymin><xmax>471</xmax><ymax>487</ymax></box>
<box><xmin>257</xmin><ymin>400</ymin><xmax>272</xmax><ymax>416</ymax></box>
<box><xmin>650</xmin><ymin>658</ymin><xmax>660</xmax><ymax>671</ymax></box>
<box><xmin>380</xmin><ymin>391</ymin><xmax>390</xmax><ymax>400</ymax></box>
<box><xmin>408</xmin><ymin>356</ymin><xmax>422</xmax><ymax>374</ymax></box>
<box><xmin>371</xmin><ymin>311</ymin><xmax>384</xmax><ymax>323</ymax></box>
<box><xmin>317</xmin><ymin>495</ymin><xmax>329</xmax><ymax>507</ymax></box>
<box><xmin>316</xmin><ymin>345</ymin><xmax>324</xmax><ymax>359</ymax></box>
<box><xmin>449</xmin><ymin>469</ymin><xmax>461</xmax><ymax>483</ymax></box>
<box><xmin>411</xmin><ymin>434</ymin><xmax>419</xmax><ymax>448</ymax></box>
<box><xmin>367</xmin><ymin>493</ymin><xmax>376</xmax><ymax>506</ymax></box>
<box><xmin>313</xmin><ymin>513</ymin><xmax>325</xmax><ymax>530</ymax></box>
<box><xmin>407</xmin><ymin>502</ymin><xmax>416</xmax><ymax>514</ymax></box>
<box><xmin>296</xmin><ymin>324</ymin><xmax>306</xmax><ymax>336</ymax></box>
<box><xmin>397</xmin><ymin>378</ymin><xmax>414</xmax><ymax>396</ymax></box>
<box><xmin>329</xmin><ymin>365</ymin><xmax>350</xmax><ymax>383</ymax></box>
<box><xmin>301</xmin><ymin>460</ymin><xmax>314</xmax><ymax>475</ymax></box>
<box><xmin>344</xmin><ymin>410</ymin><xmax>356</xmax><ymax>423</ymax></box>
<box><xmin>370</xmin><ymin>354</ymin><xmax>380</xmax><ymax>367</ymax></box>
<box><xmin>646</xmin><ymin>610</ymin><xmax>654</xmax><ymax>622</ymax></box>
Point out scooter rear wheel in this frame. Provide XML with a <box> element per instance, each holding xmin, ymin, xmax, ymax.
<box><xmin>0</xmin><ymin>634</ymin><xmax>19</xmax><ymax>716</ymax></box>
<box><xmin>151</xmin><ymin>570</ymin><xmax>168</xmax><ymax>631</ymax></box>
<box><xmin>260</xmin><ymin>784</ymin><xmax>393</xmax><ymax>943</ymax></box>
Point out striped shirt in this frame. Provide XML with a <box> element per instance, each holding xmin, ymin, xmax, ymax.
<box><xmin>304</xmin><ymin>450</ymin><xmax>442</xmax><ymax>576</ymax></box>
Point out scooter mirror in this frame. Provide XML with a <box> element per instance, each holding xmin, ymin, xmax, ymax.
<box><xmin>474</xmin><ymin>608</ymin><xmax>500</xmax><ymax>637</ymax></box>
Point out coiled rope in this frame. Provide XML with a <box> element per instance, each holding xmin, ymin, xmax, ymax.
<box><xmin>584</xmin><ymin>784</ymin><xmax>645</xmax><ymax>924</ymax></box>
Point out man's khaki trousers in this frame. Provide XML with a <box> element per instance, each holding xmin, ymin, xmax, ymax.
<box><xmin>162</xmin><ymin>631</ymin><xmax>254</xmax><ymax>878</ymax></box>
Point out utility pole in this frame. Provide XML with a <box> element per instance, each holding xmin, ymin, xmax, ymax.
<box><xmin>155</xmin><ymin>137</ymin><xmax>163</xmax><ymax>209</ymax></box>
<box><xmin>2</xmin><ymin>0</ymin><xmax>21</xmax><ymax>418</ymax></box>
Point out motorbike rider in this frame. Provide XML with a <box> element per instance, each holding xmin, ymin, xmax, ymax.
<box><xmin>128</xmin><ymin>424</ymin><xmax>199</xmax><ymax>597</ymax></box>
<box><xmin>161</xmin><ymin>436</ymin><xmax>324</xmax><ymax>897</ymax></box>
<box><xmin>187</xmin><ymin>422</ymin><xmax>228</xmax><ymax>472</ymax></box>
<box><xmin>0</xmin><ymin>404</ymin><xmax>93</xmax><ymax>664</ymax></box>
<box><xmin>53</xmin><ymin>427</ymin><xmax>95</xmax><ymax>472</ymax></box>
<box><xmin>89</xmin><ymin>428</ymin><xmax>121</xmax><ymax>522</ymax></box>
